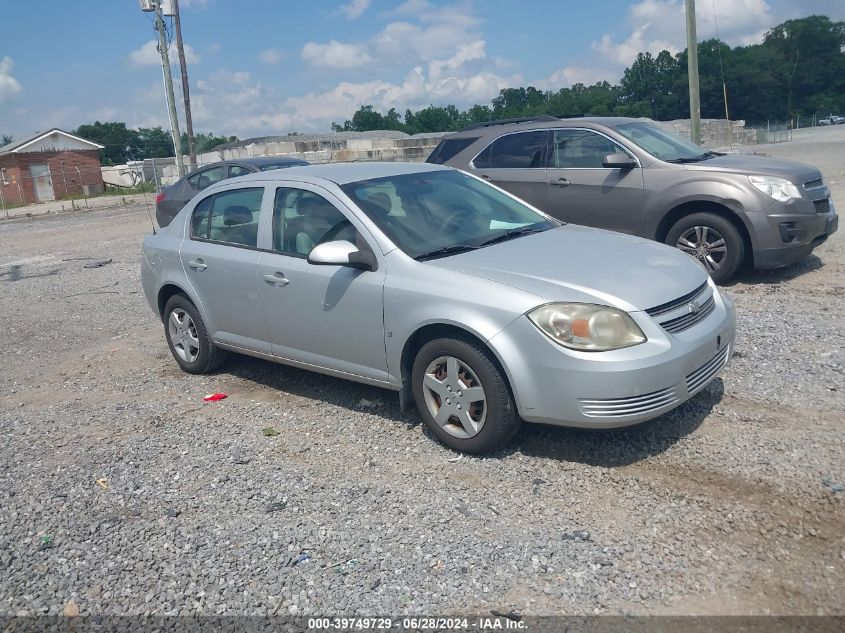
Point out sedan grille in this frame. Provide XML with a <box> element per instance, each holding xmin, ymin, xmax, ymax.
<box><xmin>813</xmin><ymin>198</ymin><xmax>831</xmax><ymax>214</ymax></box>
<box><xmin>579</xmin><ymin>387</ymin><xmax>678</xmax><ymax>418</ymax></box>
<box><xmin>659</xmin><ymin>294</ymin><xmax>716</xmax><ymax>334</ymax></box>
<box><xmin>645</xmin><ymin>281</ymin><xmax>709</xmax><ymax>318</ymax></box>
<box><xmin>686</xmin><ymin>346</ymin><xmax>730</xmax><ymax>395</ymax></box>
<box><xmin>803</xmin><ymin>177</ymin><xmax>824</xmax><ymax>190</ymax></box>
<box><xmin>647</xmin><ymin>283</ymin><xmax>715</xmax><ymax>334</ymax></box>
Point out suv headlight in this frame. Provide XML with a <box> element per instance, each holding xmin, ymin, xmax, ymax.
<box><xmin>527</xmin><ymin>303</ymin><xmax>646</xmax><ymax>351</ymax></box>
<box><xmin>749</xmin><ymin>175</ymin><xmax>802</xmax><ymax>202</ymax></box>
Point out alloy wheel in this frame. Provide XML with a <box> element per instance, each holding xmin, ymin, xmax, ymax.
<box><xmin>422</xmin><ymin>356</ymin><xmax>487</xmax><ymax>439</ymax></box>
<box><xmin>676</xmin><ymin>225</ymin><xmax>728</xmax><ymax>274</ymax></box>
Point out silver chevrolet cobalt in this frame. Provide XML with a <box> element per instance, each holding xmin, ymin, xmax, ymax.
<box><xmin>141</xmin><ymin>162</ymin><xmax>735</xmax><ymax>454</ymax></box>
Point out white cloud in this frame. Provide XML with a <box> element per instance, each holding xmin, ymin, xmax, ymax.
<box><xmin>121</xmin><ymin>3</ymin><xmax>517</xmax><ymax>136</ymax></box>
<box><xmin>0</xmin><ymin>56</ymin><xmax>22</xmax><ymax>103</ymax></box>
<box><xmin>385</xmin><ymin>0</ymin><xmax>433</xmax><ymax>17</ymax></box>
<box><xmin>373</xmin><ymin>10</ymin><xmax>481</xmax><ymax>63</ymax></box>
<box><xmin>536</xmin><ymin>65</ymin><xmax>616</xmax><ymax>90</ymax></box>
<box><xmin>259</xmin><ymin>48</ymin><xmax>284</xmax><ymax>64</ymax></box>
<box><xmin>337</xmin><ymin>0</ymin><xmax>371</xmax><ymax>20</ymax></box>
<box><xmin>592</xmin><ymin>0</ymin><xmax>774</xmax><ymax>67</ymax></box>
<box><xmin>129</xmin><ymin>40</ymin><xmax>200</xmax><ymax>67</ymax></box>
<box><xmin>301</xmin><ymin>40</ymin><xmax>373</xmax><ymax>69</ymax></box>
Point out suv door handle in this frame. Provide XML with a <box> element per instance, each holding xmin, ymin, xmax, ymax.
<box><xmin>263</xmin><ymin>273</ymin><xmax>290</xmax><ymax>287</ymax></box>
<box><xmin>481</xmin><ymin>175</ymin><xmax>491</xmax><ymax>180</ymax></box>
<box><xmin>551</xmin><ymin>177</ymin><xmax>570</xmax><ymax>187</ymax></box>
<box><xmin>188</xmin><ymin>259</ymin><xmax>207</xmax><ymax>271</ymax></box>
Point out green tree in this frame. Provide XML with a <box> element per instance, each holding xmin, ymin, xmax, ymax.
<box><xmin>328</xmin><ymin>14</ymin><xmax>844</xmax><ymax>132</ymax></box>
<box><xmin>137</xmin><ymin>127</ymin><xmax>174</xmax><ymax>159</ymax></box>
<box><xmin>1</xmin><ymin>134</ymin><xmax>12</xmax><ymax>146</ymax></box>
<box><xmin>74</xmin><ymin>122</ymin><xmax>140</xmax><ymax>165</ymax></box>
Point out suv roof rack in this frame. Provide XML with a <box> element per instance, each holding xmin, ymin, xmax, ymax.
<box><xmin>458</xmin><ymin>114</ymin><xmax>559</xmax><ymax>132</ymax></box>
<box><xmin>552</xmin><ymin>112</ymin><xmax>596</xmax><ymax>119</ymax></box>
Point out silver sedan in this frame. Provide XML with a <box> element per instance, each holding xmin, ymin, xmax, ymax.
<box><xmin>141</xmin><ymin>162</ymin><xmax>735</xmax><ymax>454</ymax></box>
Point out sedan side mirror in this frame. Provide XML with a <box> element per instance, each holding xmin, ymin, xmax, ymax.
<box><xmin>603</xmin><ymin>152</ymin><xmax>637</xmax><ymax>169</ymax></box>
<box><xmin>307</xmin><ymin>240</ymin><xmax>376</xmax><ymax>271</ymax></box>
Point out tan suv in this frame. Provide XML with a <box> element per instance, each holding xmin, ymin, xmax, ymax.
<box><xmin>429</xmin><ymin>115</ymin><xmax>838</xmax><ymax>283</ymax></box>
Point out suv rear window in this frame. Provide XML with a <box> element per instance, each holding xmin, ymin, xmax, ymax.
<box><xmin>426</xmin><ymin>137</ymin><xmax>479</xmax><ymax>164</ymax></box>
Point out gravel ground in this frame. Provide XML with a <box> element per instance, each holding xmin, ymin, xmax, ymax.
<box><xmin>0</xmin><ymin>127</ymin><xmax>843</xmax><ymax>618</ymax></box>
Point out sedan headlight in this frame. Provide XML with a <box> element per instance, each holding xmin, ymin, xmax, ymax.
<box><xmin>749</xmin><ymin>175</ymin><xmax>802</xmax><ymax>202</ymax></box>
<box><xmin>527</xmin><ymin>303</ymin><xmax>646</xmax><ymax>352</ymax></box>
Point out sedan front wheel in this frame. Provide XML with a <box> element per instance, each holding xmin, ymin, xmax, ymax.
<box><xmin>412</xmin><ymin>337</ymin><xmax>520</xmax><ymax>454</ymax></box>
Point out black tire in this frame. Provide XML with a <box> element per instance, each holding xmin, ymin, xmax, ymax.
<box><xmin>666</xmin><ymin>212</ymin><xmax>745</xmax><ymax>284</ymax></box>
<box><xmin>163</xmin><ymin>294</ymin><xmax>226</xmax><ymax>374</ymax></box>
<box><xmin>411</xmin><ymin>336</ymin><xmax>520</xmax><ymax>454</ymax></box>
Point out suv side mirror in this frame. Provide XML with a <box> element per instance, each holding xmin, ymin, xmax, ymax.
<box><xmin>603</xmin><ymin>153</ymin><xmax>637</xmax><ymax>169</ymax></box>
<box><xmin>307</xmin><ymin>240</ymin><xmax>375</xmax><ymax>271</ymax></box>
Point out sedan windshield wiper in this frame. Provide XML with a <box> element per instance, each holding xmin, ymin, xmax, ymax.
<box><xmin>474</xmin><ymin>225</ymin><xmax>550</xmax><ymax>248</ymax></box>
<box><xmin>414</xmin><ymin>243</ymin><xmax>480</xmax><ymax>261</ymax></box>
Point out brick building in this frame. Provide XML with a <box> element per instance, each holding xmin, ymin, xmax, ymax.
<box><xmin>0</xmin><ymin>129</ymin><xmax>105</xmax><ymax>205</ymax></box>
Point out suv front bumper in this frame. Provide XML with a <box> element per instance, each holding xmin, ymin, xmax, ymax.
<box><xmin>752</xmin><ymin>198</ymin><xmax>838</xmax><ymax>269</ymax></box>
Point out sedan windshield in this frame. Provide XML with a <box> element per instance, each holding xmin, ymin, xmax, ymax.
<box><xmin>614</xmin><ymin>121</ymin><xmax>718</xmax><ymax>162</ymax></box>
<box><xmin>341</xmin><ymin>170</ymin><xmax>559</xmax><ymax>260</ymax></box>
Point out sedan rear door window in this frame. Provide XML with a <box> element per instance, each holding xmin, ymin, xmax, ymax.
<box><xmin>187</xmin><ymin>166</ymin><xmax>225</xmax><ymax>191</ymax></box>
<box><xmin>228</xmin><ymin>164</ymin><xmax>252</xmax><ymax>178</ymax></box>
<box><xmin>191</xmin><ymin>187</ymin><xmax>264</xmax><ymax>248</ymax></box>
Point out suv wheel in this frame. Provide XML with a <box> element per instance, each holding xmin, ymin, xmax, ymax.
<box><xmin>666</xmin><ymin>213</ymin><xmax>744</xmax><ymax>284</ymax></box>
<box><xmin>163</xmin><ymin>294</ymin><xmax>226</xmax><ymax>374</ymax></box>
<box><xmin>411</xmin><ymin>337</ymin><xmax>520</xmax><ymax>454</ymax></box>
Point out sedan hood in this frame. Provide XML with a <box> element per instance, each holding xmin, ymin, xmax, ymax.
<box><xmin>687</xmin><ymin>153</ymin><xmax>820</xmax><ymax>183</ymax></box>
<box><xmin>428</xmin><ymin>226</ymin><xmax>708</xmax><ymax>312</ymax></box>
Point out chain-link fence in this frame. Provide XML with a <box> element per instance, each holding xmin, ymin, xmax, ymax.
<box><xmin>746</xmin><ymin>121</ymin><xmax>794</xmax><ymax>144</ymax></box>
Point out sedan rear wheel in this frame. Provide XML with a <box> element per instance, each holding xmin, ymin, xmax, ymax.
<box><xmin>163</xmin><ymin>294</ymin><xmax>226</xmax><ymax>374</ymax></box>
<box><xmin>412</xmin><ymin>337</ymin><xmax>520</xmax><ymax>454</ymax></box>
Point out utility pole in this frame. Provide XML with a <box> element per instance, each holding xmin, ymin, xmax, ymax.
<box><xmin>143</xmin><ymin>0</ymin><xmax>184</xmax><ymax>177</ymax></box>
<box><xmin>172</xmin><ymin>0</ymin><xmax>197</xmax><ymax>171</ymax></box>
<box><xmin>685</xmin><ymin>0</ymin><xmax>701</xmax><ymax>144</ymax></box>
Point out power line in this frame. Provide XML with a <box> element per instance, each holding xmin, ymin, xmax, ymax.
<box><xmin>711</xmin><ymin>0</ymin><xmax>732</xmax><ymax>147</ymax></box>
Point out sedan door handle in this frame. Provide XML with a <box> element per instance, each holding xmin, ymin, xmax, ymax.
<box><xmin>551</xmin><ymin>177</ymin><xmax>570</xmax><ymax>187</ymax></box>
<box><xmin>188</xmin><ymin>259</ymin><xmax>207</xmax><ymax>271</ymax></box>
<box><xmin>263</xmin><ymin>273</ymin><xmax>290</xmax><ymax>287</ymax></box>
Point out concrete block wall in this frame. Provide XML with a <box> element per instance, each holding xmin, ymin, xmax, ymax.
<box><xmin>658</xmin><ymin>119</ymin><xmax>757</xmax><ymax>147</ymax></box>
<box><xmin>155</xmin><ymin>134</ymin><xmax>445</xmax><ymax>186</ymax></box>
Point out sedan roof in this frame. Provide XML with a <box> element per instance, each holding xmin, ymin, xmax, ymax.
<box><xmin>224</xmin><ymin>161</ymin><xmax>450</xmax><ymax>186</ymax></box>
<box><xmin>236</xmin><ymin>156</ymin><xmax>309</xmax><ymax>167</ymax></box>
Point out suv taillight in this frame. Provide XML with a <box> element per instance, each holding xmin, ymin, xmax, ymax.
<box><xmin>155</xmin><ymin>192</ymin><xmax>166</xmax><ymax>204</ymax></box>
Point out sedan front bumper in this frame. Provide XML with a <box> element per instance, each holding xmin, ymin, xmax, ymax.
<box><xmin>489</xmin><ymin>288</ymin><xmax>736</xmax><ymax>428</ymax></box>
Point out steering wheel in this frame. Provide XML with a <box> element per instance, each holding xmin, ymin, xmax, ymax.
<box><xmin>441</xmin><ymin>206</ymin><xmax>472</xmax><ymax>236</ymax></box>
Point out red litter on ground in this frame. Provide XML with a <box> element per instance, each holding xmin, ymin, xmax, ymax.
<box><xmin>203</xmin><ymin>393</ymin><xmax>228</xmax><ymax>402</ymax></box>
